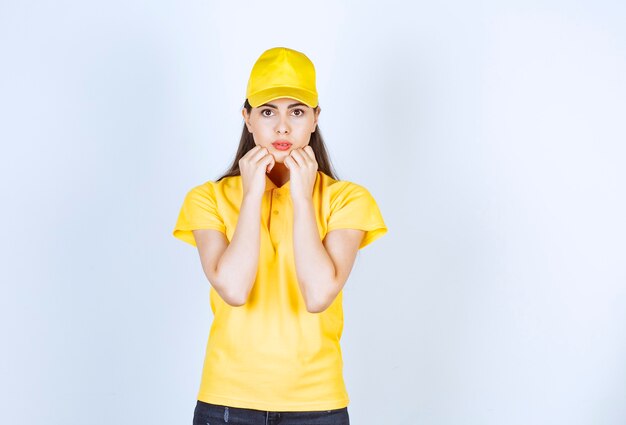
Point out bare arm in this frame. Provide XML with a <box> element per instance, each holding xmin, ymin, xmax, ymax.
<box><xmin>191</xmin><ymin>144</ymin><xmax>275</xmax><ymax>306</ymax></box>
<box><xmin>292</xmin><ymin>198</ymin><xmax>364</xmax><ymax>313</ymax></box>
<box><xmin>193</xmin><ymin>193</ymin><xmax>263</xmax><ymax>306</ymax></box>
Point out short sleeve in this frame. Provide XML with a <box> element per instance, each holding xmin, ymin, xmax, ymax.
<box><xmin>172</xmin><ymin>182</ymin><xmax>226</xmax><ymax>247</ymax></box>
<box><xmin>327</xmin><ymin>182</ymin><xmax>388</xmax><ymax>250</ymax></box>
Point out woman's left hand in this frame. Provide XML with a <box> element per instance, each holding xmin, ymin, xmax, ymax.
<box><xmin>284</xmin><ymin>145</ymin><xmax>318</xmax><ymax>203</ymax></box>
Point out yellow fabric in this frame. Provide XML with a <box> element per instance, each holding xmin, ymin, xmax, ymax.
<box><xmin>172</xmin><ymin>170</ymin><xmax>387</xmax><ymax>411</ymax></box>
<box><xmin>246</xmin><ymin>47</ymin><xmax>318</xmax><ymax>108</ymax></box>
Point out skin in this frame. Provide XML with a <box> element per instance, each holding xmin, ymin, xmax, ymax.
<box><xmin>192</xmin><ymin>97</ymin><xmax>364</xmax><ymax>313</ymax></box>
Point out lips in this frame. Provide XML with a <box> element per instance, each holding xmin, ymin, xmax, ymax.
<box><xmin>272</xmin><ymin>141</ymin><xmax>292</xmax><ymax>150</ymax></box>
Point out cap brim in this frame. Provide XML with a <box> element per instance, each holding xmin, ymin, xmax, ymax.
<box><xmin>248</xmin><ymin>86</ymin><xmax>318</xmax><ymax>108</ymax></box>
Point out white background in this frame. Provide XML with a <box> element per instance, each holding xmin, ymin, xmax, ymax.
<box><xmin>1</xmin><ymin>1</ymin><xmax>625</xmax><ymax>424</ymax></box>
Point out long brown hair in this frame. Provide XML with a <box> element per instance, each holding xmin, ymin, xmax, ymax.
<box><xmin>215</xmin><ymin>99</ymin><xmax>340</xmax><ymax>182</ymax></box>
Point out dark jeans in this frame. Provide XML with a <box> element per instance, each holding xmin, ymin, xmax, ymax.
<box><xmin>193</xmin><ymin>400</ymin><xmax>350</xmax><ymax>425</ymax></box>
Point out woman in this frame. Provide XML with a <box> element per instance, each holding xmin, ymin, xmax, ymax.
<box><xmin>173</xmin><ymin>47</ymin><xmax>388</xmax><ymax>425</ymax></box>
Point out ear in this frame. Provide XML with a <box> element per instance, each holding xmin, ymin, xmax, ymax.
<box><xmin>312</xmin><ymin>106</ymin><xmax>321</xmax><ymax>130</ymax></box>
<box><xmin>242</xmin><ymin>108</ymin><xmax>252</xmax><ymax>132</ymax></box>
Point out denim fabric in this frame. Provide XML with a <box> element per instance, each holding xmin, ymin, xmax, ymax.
<box><xmin>193</xmin><ymin>400</ymin><xmax>350</xmax><ymax>425</ymax></box>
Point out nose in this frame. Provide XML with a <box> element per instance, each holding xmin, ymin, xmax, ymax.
<box><xmin>275</xmin><ymin>114</ymin><xmax>290</xmax><ymax>135</ymax></box>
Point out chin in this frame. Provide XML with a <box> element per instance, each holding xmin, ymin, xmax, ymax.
<box><xmin>272</xmin><ymin>150</ymin><xmax>292</xmax><ymax>159</ymax></box>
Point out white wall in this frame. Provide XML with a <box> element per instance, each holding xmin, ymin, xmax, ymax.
<box><xmin>1</xmin><ymin>1</ymin><xmax>624</xmax><ymax>424</ymax></box>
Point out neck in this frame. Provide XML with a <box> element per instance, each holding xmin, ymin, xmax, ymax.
<box><xmin>267</xmin><ymin>163</ymin><xmax>290</xmax><ymax>187</ymax></box>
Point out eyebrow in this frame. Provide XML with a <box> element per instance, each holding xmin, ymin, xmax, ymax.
<box><xmin>259</xmin><ymin>102</ymin><xmax>308</xmax><ymax>109</ymax></box>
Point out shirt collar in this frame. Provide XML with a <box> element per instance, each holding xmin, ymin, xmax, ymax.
<box><xmin>261</xmin><ymin>170</ymin><xmax>325</xmax><ymax>192</ymax></box>
<box><xmin>264</xmin><ymin>174</ymin><xmax>291</xmax><ymax>192</ymax></box>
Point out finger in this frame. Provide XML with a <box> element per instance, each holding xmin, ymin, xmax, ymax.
<box><xmin>303</xmin><ymin>147</ymin><xmax>318</xmax><ymax>169</ymax></box>
<box><xmin>242</xmin><ymin>145</ymin><xmax>263</xmax><ymax>163</ymax></box>
<box><xmin>261</xmin><ymin>153</ymin><xmax>273</xmax><ymax>172</ymax></box>
<box><xmin>303</xmin><ymin>145</ymin><xmax>316</xmax><ymax>161</ymax></box>
<box><xmin>289</xmin><ymin>149</ymin><xmax>307</xmax><ymax>167</ymax></box>
<box><xmin>267</xmin><ymin>154</ymin><xmax>275</xmax><ymax>173</ymax></box>
<box><xmin>252</xmin><ymin>147</ymin><xmax>272</xmax><ymax>164</ymax></box>
<box><xmin>240</xmin><ymin>145</ymin><xmax>260</xmax><ymax>163</ymax></box>
<box><xmin>283</xmin><ymin>155</ymin><xmax>294</xmax><ymax>170</ymax></box>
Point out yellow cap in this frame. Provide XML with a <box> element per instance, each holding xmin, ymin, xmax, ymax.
<box><xmin>246</xmin><ymin>47</ymin><xmax>318</xmax><ymax>108</ymax></box>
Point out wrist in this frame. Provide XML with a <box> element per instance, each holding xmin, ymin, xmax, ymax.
<box><xmin>291</xmin><ymin>196</ymin><xmax>313</xmax><ymax>209</ymax></box>
<box><xmin>242</xmin><ymin>192</ymin><xmax>264</xmax><ymax>206</ymax></box>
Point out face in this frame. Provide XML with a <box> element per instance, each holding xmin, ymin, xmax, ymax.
<box><xmin>242</xmin><ymin>97</ymin><xmax>320</xmax><ymax>163</ymax></box>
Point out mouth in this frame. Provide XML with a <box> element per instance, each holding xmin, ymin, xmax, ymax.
<box><xmin>272</xmin><ymin>141</ymin><xmax>292</xmax><ymax>151</ymax></box>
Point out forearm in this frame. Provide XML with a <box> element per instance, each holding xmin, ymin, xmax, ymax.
<box><xmin>215</xmin><ymin>194</ymin><xmax>262</xmax><ymax>305</ymax></box>
<box><xmin>292</xmin><ymin>198</ymin><xmax>336</xmax><ymax>312</ymax></box>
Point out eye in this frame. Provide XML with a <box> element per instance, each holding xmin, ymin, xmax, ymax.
<box><xmin>261</xmin><ymin>109</ymin><xmax>273</xmax><ymax>117</ymax></box>
<box><xmin>292</xmin><ymin>108</ymin><xmax>305</xmax><ymax>117</ymax></box>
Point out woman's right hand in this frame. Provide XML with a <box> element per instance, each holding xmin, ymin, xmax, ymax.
<box><xmin>239</xmin><ymin>145</ymin><xmax>275</xmax><ymax>199</ymax></box>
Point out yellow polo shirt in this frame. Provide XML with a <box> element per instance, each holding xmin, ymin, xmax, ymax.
<box><xmin>172</xmin><ymin>170</ymin><xmax>387</xmax><ymax>411</ymax></box>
